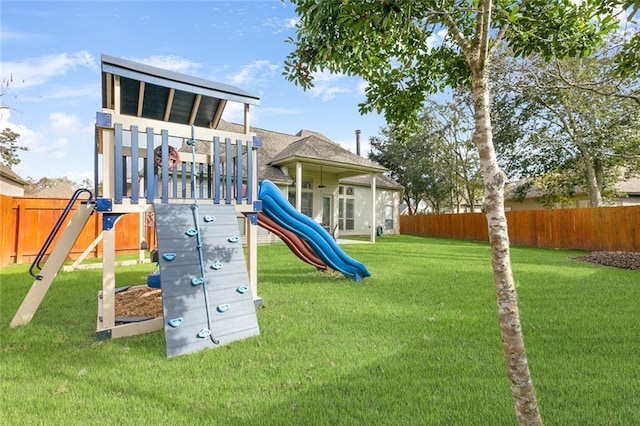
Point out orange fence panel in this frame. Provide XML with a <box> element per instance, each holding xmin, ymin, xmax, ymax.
<box><xmin>0</xmin><ymin>195</ymin><xmax>157</xmax><ymax>268</ymax></box>
<box><xmin>400</xmin><ymin>206</ymin><xmax>640</xmax><ymax>252</ymax></box>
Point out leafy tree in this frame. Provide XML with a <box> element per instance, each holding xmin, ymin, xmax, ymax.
<box><xmin>426</xmin><ymin>96</ymin><xmax>483</xmax><ymax>212</ymax></box>
<box><xmin>492</xmin><ymin>42</ymin><xmax>640</xmax><ymax>207</ymax></box>
<box><xmin>371</xmin><ymin>97</ymin><xmax>483</xmax><ymax>214</ymax></box>
<box><xmin>369</xmin><ymin>127</ymin><xmax>433</xmax><ymax>214</ymax></box>
<box><xmin>24</xmin><ymin>176</ymin><xmax>91</xmax><ymax>196</ymax></box>
<box><xmin>284</xmin><ymin>1</ymin><xmax>618</xmax><ymax>423</ymax></box>
<box><xmin>0</xmin><ymin>127</ymin><xmax>27</xmax><ymax>167</ymax></box>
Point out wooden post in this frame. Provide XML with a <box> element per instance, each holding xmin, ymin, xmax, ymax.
<box><xmin>15</xmin><ymin>203</ymin><xmax>24</xmax><ymax>264</ymax></box>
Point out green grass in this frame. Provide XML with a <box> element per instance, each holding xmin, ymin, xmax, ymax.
<box><xmin>1</xmin><ymin>235</ymin><xmax>638</xmax><ymax>425</ymax></box>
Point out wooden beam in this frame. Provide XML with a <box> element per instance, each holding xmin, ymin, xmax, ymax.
<box><xmin>137</xmin><ymin>81</ymin><xmax>145</xmax><ymax>117</ymax></box>
<box><xmin>164</xmin><ymin>88</ymin><xmax>175</xmax><ymax>122</ymax></box>
<box><xmin>105</xmin><ymin>73</ymin><xmax>113</xmax><ymax>109</ymax></box>
<box><xmin>188</xmin><ymin>94</ymin><xmax>202</xmax><ymax>125</ymax></box>
<box><xmin>244</xmin><ymin>104</ymin><xmax>250</xmax><ymax>134</ymax></box>
<box><xmin>211</xmin><ymin>99</ymin><xmax>226</xmax><ymax>129</ymax></box>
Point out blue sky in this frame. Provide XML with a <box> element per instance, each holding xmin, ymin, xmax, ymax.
<box><xmin>1</xmin><ymin>1</ymin><xmax>388</xmax><ymax>182</ymax></box>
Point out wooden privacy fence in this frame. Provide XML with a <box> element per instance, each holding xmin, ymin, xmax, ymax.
<box><xmin>400</xmin><ymin>205</ymin><xmax>640</xmax><ymax>252</ymax></box>
<box><xmin>0</xmin><ymin>194</ymin><xmax>157</xmax><ymax>268</ymax></box>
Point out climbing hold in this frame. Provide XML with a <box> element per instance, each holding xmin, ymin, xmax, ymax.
<box><xmin>162</xmin><ymin>253</ymin><xmax>176</xmax><ymax>261</ymax></box>
<box><xmin>185</xmin><ymin>228</ymin><xmax>198</xmax><ymax>236</ymax></box>
<box><xmin>228</xmin><ymin>236</ymin><xmax>240</xmax><ymax>243</ymax></box>
<box><xmin>191</xmin><ymin>277</ymin><xmax>205</xmax><ymax>286</ymax></box>
<box><xmin>196</xmin><ymin>329</ymin><xmax>211</xmax><ymax>339</ymax></box>
<box><xmin>186</xmin><ymin>138</ymin><xmax>196</xmax><ymax>147</ymax></box>
<box><xmin>203</xmin><ymin>215</ymin><xmax>215</xmax><ymax>223</ymax></box>
<box><xmin>236</xmin><ymin>285</ymin><xmax>249</xmax><ymax>294</ymax></box>
<box><xmin>217</xmin><ymin>304</ymin><xmax>230</xmax><ymax>313</ymax></box>
<box><xmin>167</xmin><ymin>318</ymin><xmax>183</xmax><ymax>328</ymax></box>
<box><xmin>210</xmin><ymin>261</ymin><xmax>223</xmax><ymax>270</ymax></box>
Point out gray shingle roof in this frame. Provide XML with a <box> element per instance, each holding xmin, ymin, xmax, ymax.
<box><xmin>0</xmin><ymin>163</ymin><xmax>27</xmax><ymax>185</ymax></box>
<box><xmin>216</xmin><ymin>120</ymin><xmax>394</xmax><ymax>187</ymax></box>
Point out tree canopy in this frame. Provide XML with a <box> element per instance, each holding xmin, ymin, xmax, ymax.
<box><xmin>284</xmin><ymin>2</ymin><xmax>627</xmax><ymax>423</ymax></box>
<box><xmin>491</xmin><ymin>40</ymin><xmax>640</xmax><ymax>207</ymax></box>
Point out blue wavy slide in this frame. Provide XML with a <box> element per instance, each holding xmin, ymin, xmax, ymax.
<box><xmin>258</xmin><ymin>179</ymin><xmax>371</xmax><ymax>282</ymax></box>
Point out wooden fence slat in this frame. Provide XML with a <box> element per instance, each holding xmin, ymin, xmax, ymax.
<box><xmin>0</xmin><ymin>196</ymin><xmax>155</xmax><ymax>267</ymax></box>
<box><xmin>400</xmin><ymin>206</ymin><xmax>640</xmax><ymax>252</ymax></box>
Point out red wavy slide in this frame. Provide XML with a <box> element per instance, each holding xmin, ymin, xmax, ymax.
<box><xmin>257</xmin><ymin>212</ymin><xmax>328</xmax><ymax>271</ymax></box>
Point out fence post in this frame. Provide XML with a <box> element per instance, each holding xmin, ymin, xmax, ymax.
<box><xmin>15</xmin><ymin>203</ymin><xmax>25</xmax><ymax>264</ymax></box>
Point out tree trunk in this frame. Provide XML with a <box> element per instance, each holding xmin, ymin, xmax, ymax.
<box><xmin>471</xmin><ymin>69</ymin><xmax>543</xmax><ymax>425</ymax></box>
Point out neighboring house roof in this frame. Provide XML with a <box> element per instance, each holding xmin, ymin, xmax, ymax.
<box><xmin>506</xmin><ymin>171</ymin><xmax>640</xmax><ymax>200</ymax></box>
<box><xmin>0</xmin><ymin>163</ymin><xmax>28</xmax><ymax>186</ymax></box>
<box><xmin>27</xmin><ymin>181</ymin><xmax>78</xmax><ymax>198</ymax></box>
<box><xmin>616</xmin><ymin>174</ymin><xmax>640</xmax><ymax>195</ymax></box>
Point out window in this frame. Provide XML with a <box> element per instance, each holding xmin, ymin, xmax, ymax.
<box><xmin>384</xmin><ymin>205</ymin><xmax>394</xmax><ymax>230</ymax></box>
<box><xmin>338</xmin><ymin>186</ymin><xmax>355</xmax><ymax>231</ymax></box>
<box><xmin>288</xmin><ymin>181</ymin><xmax>313</xmax><ymax>217</ymax></box>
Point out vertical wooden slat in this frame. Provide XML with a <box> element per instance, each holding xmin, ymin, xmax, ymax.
<box><xmin>246</xmin><ymin>139</ymin><xmax>254</xmax><ymax>203</ymax></box>
<box><xmin>225</xmin><ymin>138</ymin><xmax>232</xmax><ymax>204</ymax></box>
<box><xmin>130</xmin><ymin>125</ymin><xmax>139</xmax><ymax>203</ymax></box>
<box><xmin>181</xmin><ymin>161</ymin><xmax>187</xmax><ymax>199</ymax></box>
<box><xmin>145</xmin><ymin>127</ymin><xmax>155</xmax><ymax>203</ymax></box>
<box><xmin>15</xmin><ymin>203</ymin><xmax>25</xmax><ymax>263</ymax></box>
<box><xmin>214</xmin><ymin>137</ymin><xmax>221</xmax><ymax>203</ymax></box>
<box><xmin>236</xmin><ymin>139</ymin><xmax>243</xmax><ymax>203</ymax></box>
<box><xmin>161</xmin><ymin>130</ymin><xmax>169</xmax><ymax>203</ymax></box>
<box><xmin>199</xmin><ymin>163</ymin><xmax>204</xmax><ymax>199</ymax></box>
<box><xmin>114</xmin><ymin>123</ymin><xmax>123</xmax><ymax>204</ymax></box>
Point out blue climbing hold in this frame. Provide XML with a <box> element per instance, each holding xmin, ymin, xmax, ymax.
<box><xmin>217</xmin><ymin>304</ymin><xmax>230</xmax><ymax>313</ymax></box>
<box><xmin>228</xmin><ymin>236</ymin><xmax>240</xmax><ymax>243</ymax></box>
<box><xmin>162</xmin><ymin>253</ymin><xmax>176</xmax><ymax>261</ymax></box>
<box><xmin>236</xmin><ymin>285</ymin><xmax>249</xmax><ymax>294</ymax></box>
<box><xmin>203</xmin><ymin>215</ymin><xmax>215</xmax><ymax>223</ymax></box>
<box><xmin>185</xmin><ymin>228</ymin><xmax>198</xmax><ymax>236</ymax></box>
<box><xmin>196</xmin><ymin>329</ymin><xmax>211</xmax><ymax>339</ymax></box>
<box><xmin>186</xmin><ymin>138</ymin><xmax>196</xmax><ymax>146</ymax></box>
<box><xmin>210</xmin><ymin>261</ymin><xmax>223</xmax><ymax>270</ymax></box>
<box><xmin>168</xmin><ymin>318</ymin><xmax>183</xmax><ymax>328</ymax></box>
<box><xmin>191</xmin><ymin>277</ymin><xmax>205</xmax><ymax>286</ymax></box>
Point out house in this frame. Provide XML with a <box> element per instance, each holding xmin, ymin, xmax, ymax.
<box><xmin>216</xmin><ymin>120</ymin><xmax>403</xmax><ymax>241</ymax></box>
<box><xmin>505</xmin><ymin>174</ymin><xmax>640</xmax><ymax>210</ymax></box>
<box><xmin>0</xmin><ymin>164</ymin><xmax>27</xmax><ymax>196</ymax></box>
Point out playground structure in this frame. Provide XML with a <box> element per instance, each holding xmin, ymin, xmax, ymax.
<box><xmin>10</xmin><ymin>54</ymin><xmax>370</xmax><ymax>358</ymax></box>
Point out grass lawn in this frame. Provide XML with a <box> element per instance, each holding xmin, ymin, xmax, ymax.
<box><xmin>1</xmin><ymin>235</ymin><xmax>638</xmax><ymax>425</ymax></box>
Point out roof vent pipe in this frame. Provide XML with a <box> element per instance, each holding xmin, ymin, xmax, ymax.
<box><xmin>355</xmin><ymin>129</ymin><xmax>361</xmax><ymax>157</ymax></box>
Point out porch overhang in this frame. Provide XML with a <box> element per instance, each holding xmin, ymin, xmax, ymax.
<box><xmin>269</xmin><ymin>156</ymin><xmax>386</xmax><ymax>179</ymax></box>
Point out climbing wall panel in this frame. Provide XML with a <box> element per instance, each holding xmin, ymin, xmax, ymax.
<box><xmin>155</xmin><ymin>204</ymin><xmax>259</xmax><ymax>358</ymax></box>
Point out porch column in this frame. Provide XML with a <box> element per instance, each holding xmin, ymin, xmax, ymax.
<box><xmin>370</xmin><ymin>173</ymin><xmax>376</xmax><ymax>243</ymax></box>
<box><xmin>295</xmin><ymin>161</ymin><xmax>302</xmax><ymax>211</ymax></box>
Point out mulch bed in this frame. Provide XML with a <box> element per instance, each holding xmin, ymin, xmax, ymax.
<box><xmin>115</xmin><ymin>286</ymin><xmax>163</xmax><ymax>318</ymax></box>
<box><xmin>574</xmin><ymin>251</ymin><xmax>640</xmax><ymax>270</ymax></box>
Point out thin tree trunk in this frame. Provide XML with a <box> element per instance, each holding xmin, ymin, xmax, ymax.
<box><xmin>471</xmin><ymin>69</ymin><xmax>543</xmax><ymax>425</ymax></box>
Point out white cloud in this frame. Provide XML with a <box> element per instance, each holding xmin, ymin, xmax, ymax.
<box><xmin>221</xmin><ymin>101</ymin><xmax>245</xmax><ymax>123</ymax></box>
<box><xmin>308</xmin><ymin>70</ymin><xmax>353</xmax><ymax>102</ymax></box>
<box><xmin>132</xmin><ymin>55</ymin><xmax>202</xmax><ymax>74</ymax></box>
<box><xmin>227</xmin><ymin>60</ymin><xmax>280</xmax><ymax>87</ymax></box>
<box><xmin>263</xmin><ymin>16</ymin><xmax>298</xmax><ymax>34</ymax></box>
<box><xmin>0</xmin><ymin>29</ymin><xmax>45</xmax><ymax>42</ymax></box>
<box><xmin>426</xmin><ymin>29</ymin><xmax>448</xmax><ymax>51</ymax></box>
<box><xmin>0</xmin><ymin>51</ymin><xmax>97</xmax><ymax>89</ymax></box>
<box><xmin>49</xmin><ymin>112</ymin><xmax>81</xmax><ymax>135</ymax></box>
